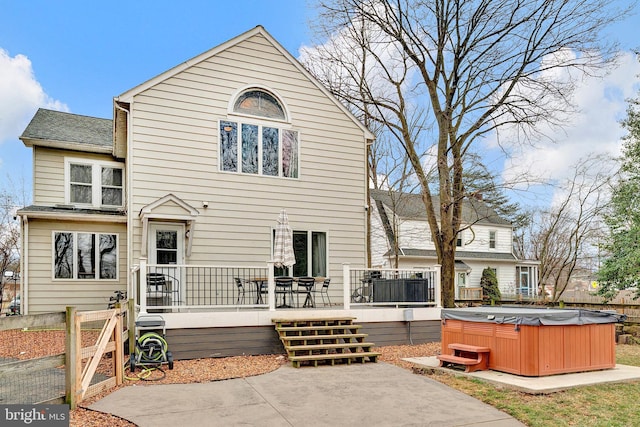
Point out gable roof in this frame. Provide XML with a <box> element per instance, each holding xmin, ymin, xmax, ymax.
<box><xmin>115</xmin><ymin>25</ymin><xmax>374</xmax><ymax>140</ymax></box>
<box><xmin>370</xmin><ymin>189</ymin><xmax>511</xmax><ymax>226</ymax></box>
<box><xmin>20</xmin><ymin>108</ymin><xmax>112</xmax><ymax>153</ymax></box>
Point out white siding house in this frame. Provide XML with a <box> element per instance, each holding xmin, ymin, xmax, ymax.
<box><xmin>370</xmin><ymin>189</ymin><xmax>539</xmax><ymax>299</ymax></box>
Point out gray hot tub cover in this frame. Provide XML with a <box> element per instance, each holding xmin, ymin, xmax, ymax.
<box><xmin>441</xmin><ymin>306</ymin><xmax>626</xmax><ymax>326</ymax></box>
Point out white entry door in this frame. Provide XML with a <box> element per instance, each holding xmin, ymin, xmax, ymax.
<box><xmin>149</xmin><ymin>223</ymin><xmax>184</xmax><ymax>306</ymax></box>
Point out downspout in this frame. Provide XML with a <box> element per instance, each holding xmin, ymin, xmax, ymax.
<box><xmin>365</xmin><ymin>138</ymin><xmax>374</xmax><ymax>268</ymax></box>
<box><xmin>114</xmin><ymin>101</ymin><xmax>133</xmax><ymax>307</ymax></box>
<box><xmin>20</xmin><ymin>215</ymin><xmax>28</xmax><ymax>314</ymax></box>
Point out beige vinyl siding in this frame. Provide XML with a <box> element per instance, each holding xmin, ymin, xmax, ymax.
<box><xmin>26</xmin><ymin>220</ymin><xmax>127</xmax><ymax>314</ymax></box>
<box><xmin>33</xmin><ymin>147</ymin><xmax>124</xmax><ymax>207</ymax></box>
<box><xmin>33</xmin><ymin>147</ymin><xmax>65</xmax><ymax>205</ymax></box>
<box><xmin>128</xmin><ymin>32</ymin><xmax>368</xmax><ymax>280</ymax></box>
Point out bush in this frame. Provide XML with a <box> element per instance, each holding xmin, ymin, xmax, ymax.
<box><xmin>480</xmin><ymin>268</ymin><xmax>501</xmax><ymax>302</ymax></box>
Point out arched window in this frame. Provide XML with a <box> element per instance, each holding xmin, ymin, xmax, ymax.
<box><xmin>220</xmin><ymin>88</ymin><xmax>298</xmax><ymax>178</ymax></box>
<box><xmin>233</xmin><ymin>89</ymin><xmax>285</xmax><ymax>120</ymax></box>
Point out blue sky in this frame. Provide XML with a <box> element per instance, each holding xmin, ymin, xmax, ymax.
<box><xmin>0</xmin><ymin>0</ymin><xmax>315</xmax><ymax>194</ymax></box>
<box><xmin>0</xmin><ymin>0</ymin><xmax>639</xmax><ymax>203</ymax></box>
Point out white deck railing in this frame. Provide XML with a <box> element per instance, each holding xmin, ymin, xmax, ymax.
<box><xmin>132</xmin><ymin>259</ymin><xmax>441</xmax><ymax>313</ymax></box>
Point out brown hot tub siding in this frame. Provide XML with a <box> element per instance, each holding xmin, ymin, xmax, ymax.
<box><xmin>441</xmin><ymin>319</ymin><xmax>616</xmax><ymax>376</ymax></box>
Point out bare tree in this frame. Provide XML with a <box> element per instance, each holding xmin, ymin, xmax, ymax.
<box><xmin>304</xmin><ymin>0</ymin><xmax>627</xmax><ymax>306</ymax></box>
<box><xmin>0</xmin><ymin>181</ymin><xmax>24</xmax><ymax>309</ymax></box>
<box><xmin>520</xmin><ymin>156</ymin><xmax>614</xmax><ymax>301</ymax></box>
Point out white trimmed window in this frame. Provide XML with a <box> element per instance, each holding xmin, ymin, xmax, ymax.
<box><xmin>489</xmin><ymin>230</ymin><xmax>496</xmax><ymax>249</ymax></box>
<box><xmin>65</xmin><ymin>158</ymin><xmax>123</xmax><ymax>208</ymax></box>
<box><xmin>220</xmin><ymin>88</ymin><xmax>298</xmax><ymax>178</ymax></box>
<box><xmin>273</xmin><ymin>230</ymin><xmax>327</xmax><ymax>277</ymax></box>
<box><xmin>219</xmin><ymin>121</ymin><xmax>299</xmax><ymax>178</ymax></box>
<box><xmin>53</xmin><ymin>231</ymin><xmax>118</xmax><ymax>280</ymax></box>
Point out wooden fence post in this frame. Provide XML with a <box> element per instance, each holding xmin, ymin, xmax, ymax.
<box><xmin>65</xmin><ymin>306</ymin><xmax>78</xmax><ymax>410</ymax></box>
<box><xmin>114</xmin><ymin>302</ymin><xmax>124</xmax><ymax>385</ymax></box>
<box><xmin>128</xmin><ymin>298</ymin><xmax>136</xmax><ymax>356</ymax></box>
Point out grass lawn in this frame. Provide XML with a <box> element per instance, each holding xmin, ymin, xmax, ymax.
<box><xmin>422</xmin><ymin>344</ymin><xmax>640</xmax><ymax>427</ymax></box>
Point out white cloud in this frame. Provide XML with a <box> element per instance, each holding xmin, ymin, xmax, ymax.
<box><xmin>496</xmin><ymin>51</ymin><xmax>640</xmax><ymax>186</ymax></box>
<box><xmin>0</xmin><ymin>48</ymin><xmax>68</xmax><ymax>145</ymax></box>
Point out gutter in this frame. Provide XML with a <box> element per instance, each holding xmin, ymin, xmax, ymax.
<box><xmin>17</xmin><ymin>211</ymin><xmax>127</xmax><ymax>223</ymax></box>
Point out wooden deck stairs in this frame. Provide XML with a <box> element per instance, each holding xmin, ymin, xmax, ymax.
<box><xmin>273</xmin><ymin>317</ymin><xmax>380</xmax><ymax>368</ymax></box>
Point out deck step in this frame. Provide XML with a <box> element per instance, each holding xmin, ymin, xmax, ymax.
<box><xmin>279</xmin><ymin>333</ymin><xmax>369</xmax><ymax>343</ymax></box>
<box><xmin>285</xmin><ymin>345</ymin><xmax>376</xmax><ymax>357</ymax></box>
<box><xmin>276</xmin><ymin>325</ymin><xmax>362</xmax><ymax>333</ymax></box>
<box><xmin>273</xmin><ymin>317</ymin><xmax>379</xmax><ymax>368</ymax></box>
<box><xmin>288</xmin><ymin>351</ymin><xmax>380</xmax><ymax>368</ymax></box>
<box><xmin>285</xmin><ymin>342</ymin><xmax>376</xmax><ymax>352</ymax></box>
<box><xmin>272</xmin><ymin>317</ymin><xmax>356</xmax><ymax>324</ymax></box>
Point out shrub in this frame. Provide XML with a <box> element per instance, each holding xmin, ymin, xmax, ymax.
<box><xmin>480</xmin><ymin>267</ymin><xmax>501</xmax><ymax>302</ymax></box>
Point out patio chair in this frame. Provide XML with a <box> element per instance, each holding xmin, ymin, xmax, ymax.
<box><xmin>295</xmin><ymin>277</ymin><xmax>316</xmax><ymax>308</ymax></box>
<box><xmin>257</xmin><ymin>279</ymin><xmax>268</xmax><ymax>304</ymax></box>
<box><xmin>275</xmin><ymin>276</ymin><xmax>294</xmax><ymax>308</ymax></box>
<box><xmin>147</xmin><ymin>272</ymin><xmax>180</xmax><ymax>308</ymax></box>
<box><xmin>317</xmin><ymin>278</ymin><xmax>332</xmax><ymax>306</ymax></box>
<box><xmin>234</xmin><ymin>278</ymin><xmax>246</xmax><ymax>305</ymax></box>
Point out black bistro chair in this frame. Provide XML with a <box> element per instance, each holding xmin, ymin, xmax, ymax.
<box><xmin>234</xmin><ymin>278</ymin><xmax>247</xmax><ymax>305</ymax></box>
<box><xmin>275</xmin><ymin>277</ymin><xmax>294</xmax><ymax>308</ymax></box>
<box><xmin>295</xmin><ymin>277</ymin><xmax>316</xmax><ymax>308</ymax></box>
<box><xmin>147</xmin><ymin>272</ymin><xmax>180</xmax><ymax>309</ymax></box>
<box><xmin>317</xmin><ymin>278</ymin><xmax>332</xmax><ymax>306</ymax></box>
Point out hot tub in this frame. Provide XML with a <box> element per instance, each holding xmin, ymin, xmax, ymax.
<box><xmin>440</xmin><ymin>307</ymin><xmax>625</xmax><ymax>376</ymax></box>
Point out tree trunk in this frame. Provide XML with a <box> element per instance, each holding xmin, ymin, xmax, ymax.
<box><xmin>440</xmin><ymin>246</ymin><xmax>456</xmax><ymax>307</ymax></box>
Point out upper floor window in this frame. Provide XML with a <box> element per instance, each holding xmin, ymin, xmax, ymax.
<box><xmin>489</xmin><ymin>231</ymin><xmax>496</xmax><ymax>249</ymax></box>
<box><xmin>456</xmin><ymin>232</ymin><xmax>463</xmax><ymax>248</ymax></box>
<box><xmin>220</xmin><ymin>120</ymin><xmax>299</xmax><ymax>178</ymax></box>
<box><xmin>66</xmin><ymin>158</ymin><xmax>123</xmax><ymax>208</ymax></box>
<box><xmin>233</xmin><ymin>89</ymin><xmax>286</xmax><ymax>120</ymax></box>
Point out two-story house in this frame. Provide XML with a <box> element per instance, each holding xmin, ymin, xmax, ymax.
<box><xmin>17</xmin><ymin>27</ymin><xmax>443</xmax><ymax>358</ymax></box>
<box><xmin>18</xmin><ymin>25</ymin><xmax>376</xmax><ymax>313</ymax></box>
<box><xmin>370</xmin><ymin>189</ymin><xmax>539</xmax><ymax>299</ymax></box>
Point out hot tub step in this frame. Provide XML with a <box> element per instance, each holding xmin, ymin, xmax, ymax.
<box><xmin>437</xmin><ymin>343</ymin><xmax>490</xmax><ymax>373</ymax></box>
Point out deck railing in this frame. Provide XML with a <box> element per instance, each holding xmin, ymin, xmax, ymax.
<box><xmin>459</xmin><ymin>287</ymin><xmax>483</xmax><ymax>300</ymax></box>
<box><xmin>347</xmin><ymin>267</ymin><xmax>441</xmax><ymax>307</ymax></box>
<box><xmin>133</xmin><ymin>260</ymin><xmax>442</xmax><ymax>312</ymax></box>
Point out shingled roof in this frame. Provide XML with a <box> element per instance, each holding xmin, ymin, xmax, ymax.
<box><xmin>389</xmin><ymin>248</ymin><xmax>516</xmax><ymax>261</ymax></box>
<box><xmin>370</xmin><ymin>188</ymin><xmax>511</xmax><ymax>226</ymax></box>
<box><xmin>20</xmin><ymin>108</ymin><xmax>112</xmax><ymax>151</ymax></box>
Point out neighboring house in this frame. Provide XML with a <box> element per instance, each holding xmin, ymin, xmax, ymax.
<box><xmin>370</xmin><ymin>189</ymin><xmax>539</xmax><ymax>299</ymax></box>
<box><xmin>17</xmin><ymin>25</ymin><xmax>374</xmax><ymax>315</ymax></box>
